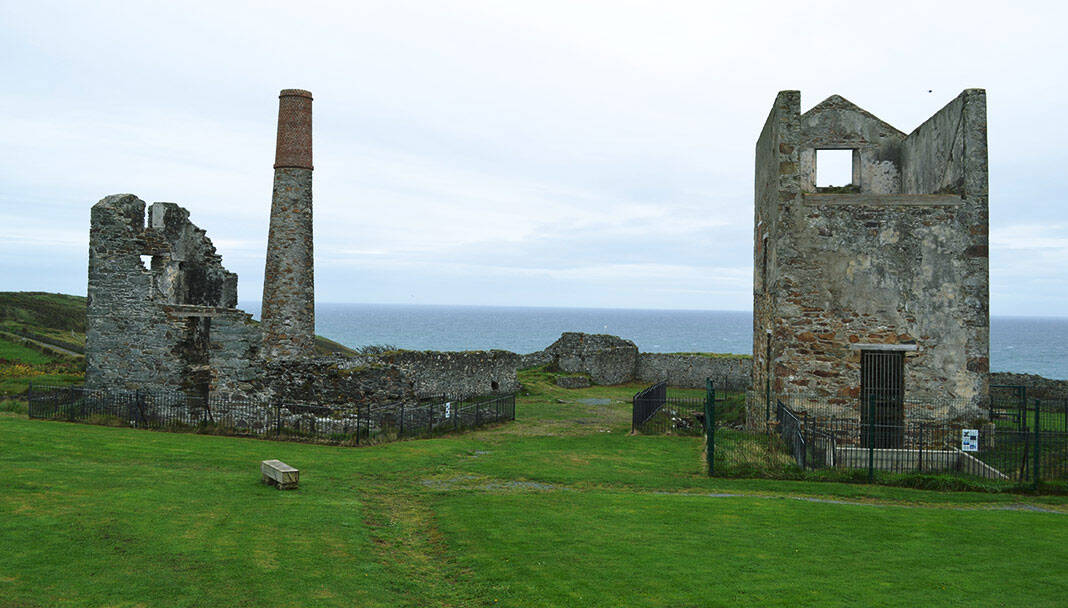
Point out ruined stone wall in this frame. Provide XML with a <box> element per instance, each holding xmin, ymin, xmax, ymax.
<box><xmin>636</xmin><ymin>354</ymin><xmax>751</xmax><ymax>389</ymax></box>
<box><xmin>544</xmin><ymin>332</ymin><xmax>639</xmax><ymax>385</ymax></box>
<box><xmin>255</xmin><ymin>356</ymin><xmax>415</xmax><ymax>406</ymax></box>
<box><xmin>86</xmin><ymin>194</ymin><xmax>260</xmax><ymax>397</ymax></box>
<box><xmin>752</xmin><ymin>90</ymin><xmax>989</xmax><ymax>424</ymax></box>
<box><xmin>378</xmin><ymin>350</ymin><xmax>520</xmax><ymax>399</ymax></box>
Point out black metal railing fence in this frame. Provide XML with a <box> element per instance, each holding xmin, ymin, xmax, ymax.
<box><xmin>705</xmin><ymin>392</ymin><xmax>1068</xmax><ymax>486</ymax></box>
<box><xmin>26</xmin><ymin>384</ymin><xmax>515</xmax><ymax>445</ymax></box>
<box><xmin>632</xmin><ymin>377</ymin><xmax>749</xmax><ymax>435</ymax></box>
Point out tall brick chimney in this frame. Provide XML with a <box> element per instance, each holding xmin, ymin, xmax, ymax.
<box><xmin>261</xmin><ymin>89</ymin><xmax>315</xmax><ymax>359</ymax></box>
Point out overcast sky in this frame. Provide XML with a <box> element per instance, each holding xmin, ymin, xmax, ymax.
<box><xmin>1</xmin><ymin>0</ymin><xmax>1066</xmax><ymax>314</ymax></box>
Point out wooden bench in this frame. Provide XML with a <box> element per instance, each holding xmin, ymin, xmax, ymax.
<box><xmin>261</xmin><ymin>459</ymin><xmax>299</xmax><ymax>490</ymax></box>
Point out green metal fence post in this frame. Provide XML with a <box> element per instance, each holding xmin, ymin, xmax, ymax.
<box><xmin>704</xmin><ymin>378</ymin><xmax>715</xmax><ymax>476</ymax></box>
<box><xmin>918</xmin><ymin>423</ymin><xmax>924</xmax><ymax>473</ymax></box>
<box><xmin>1034</xmin><ymin>398</ymin><xmax>1041</xmax><ymax>489</ymax></box>
<box><xmin>868</xmin><ymin>394</ymin><xmax>875</xmax><ymax>483</ymax></box>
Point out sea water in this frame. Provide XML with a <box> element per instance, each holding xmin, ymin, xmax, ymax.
<box><xmin>239</xmin><ymin>302</ymin><xmax>1068</xmax><ymax>380</ymax></box>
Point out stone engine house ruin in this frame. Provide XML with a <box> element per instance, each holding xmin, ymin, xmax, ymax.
<box><xmin>752</xmin><ymin>90</ymin><xmax>989</xmax><ymax>424</ymax></box>
<box><xmin>85</xmin><ymin>89</ymin><xmax>518</xmax><ymax>405</ymax></box>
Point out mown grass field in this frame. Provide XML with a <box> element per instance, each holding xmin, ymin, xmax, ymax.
<box><xmin>2</xmin><ymin>368</ymin><xmax>1067</xmax><ymax>607</ymax></box>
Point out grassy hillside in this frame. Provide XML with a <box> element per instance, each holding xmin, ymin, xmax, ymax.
<box><xmin>0</xmin><ymin>291</ymin><xmax>86</xmax><ymax>351</ymax></box>
<box><xmin>1</xmin><ymin>369</ymin><xmax>1066</xmax><ymax>606</ymax></box>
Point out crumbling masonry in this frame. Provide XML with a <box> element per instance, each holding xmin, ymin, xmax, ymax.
<box><xmin>752</xmin><ymin>90</ymin><xmax>989</xmax><ymax>424</ymax></box>
<box><xmin>86</xmin><ymin>196</ymin><xmax>262</xmax><ymax>397</ymax></box>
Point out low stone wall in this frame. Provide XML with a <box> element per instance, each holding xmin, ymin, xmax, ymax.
<box><xmin>636</xmin><ymin>353</ymin><xmax>751</xmax><ymax>389</ymax></box>
<box><xmin>377</xmin><ymin>350</ymin><xmax>520</xmax><ymax>400</ymax></box>
<box><xmin>990</xmin><ymin>372</ymin><xmax>1068</xmax><ymax>399</ymax></box>
<box><xmin>518</xmin><ymin>349</ymin><xmax>553</xmax><ymax>370</ymax></box>
<box><xmin>555</xmin><ymin>376</ymin><xmax>591</xmax><ymax>389</ymax></box>
<box><xmin>255</xmin><ymin>356</ymin><xmax>416</xmax><ymax>407</ymax></box>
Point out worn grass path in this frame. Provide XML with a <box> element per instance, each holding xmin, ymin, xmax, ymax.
<box><xmin>1</xmin><ymin>373</ymin><xmax>1067</xmax><ymax>606</ymax></box>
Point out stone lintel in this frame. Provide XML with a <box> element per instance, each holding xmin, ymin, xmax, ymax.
<box><xmin>161</xmin><ymin>304</ymin><xmax>238</xmax><ymax>318</ymax></box>
<box><xmin>850</xmin><ymin>343</ymin><xmax>919</xmax><ymax>352</ymax></box>
<box><xmin>802</xmin><ymin>194</ymin><xmax>964</xmax><ymax>206</ymax></box>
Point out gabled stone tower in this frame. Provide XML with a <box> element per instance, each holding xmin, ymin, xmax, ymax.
<box><xmin>261</xmin><ymin>89</ymin><xmax>316</xmax><ymax>359</ymax></box>
<box><xmin>752</xmin><ymin>90</ymin><xmax>989</xmax><ymax>425</ymax></box>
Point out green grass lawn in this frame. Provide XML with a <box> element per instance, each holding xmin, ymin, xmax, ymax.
<box><xmin>2</xmin><ymin>369</ymin><xmax>1067</xmax><ymax>607</ymax></box>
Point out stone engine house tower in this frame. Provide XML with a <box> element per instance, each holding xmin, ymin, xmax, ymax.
<box><xmin>261</xmin><ymin>89</ymin><xmax>316</xmax><ymax>359</ymax></box>
<box><xmin>752</xmin><ymin>90</ymin><xmax>989</xmax><ymax>425</ymax></box>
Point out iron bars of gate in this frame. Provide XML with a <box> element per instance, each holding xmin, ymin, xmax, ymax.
<box><xmin>25</xmin><ymin>384</ymin><xmax>516</xmax><ymax>446</ymax></box>
<box><xmin>632</xmin><ymin>381</ymin><xmax>667</xmax><ymax>431</ymax></box>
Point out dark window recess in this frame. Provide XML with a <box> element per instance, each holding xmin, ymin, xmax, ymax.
<box><xmin>491</xmin><ymin>380</ymin><xmax>500</xmax><ymax>392</ymax></box>
<box><xmin>860</xmin><ymin>350</ymin><xmax>904</xmax><ymax>449</ymax></box>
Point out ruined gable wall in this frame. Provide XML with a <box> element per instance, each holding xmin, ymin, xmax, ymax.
<box><xmin>87</xmin><ymin>195</ymin><xmax>187</xmax><ymax>390</ymax></box>
<box><xmin>797</xmin><ymin>97</ymin><xmax>905</xmax><ymax>194</ymax></box>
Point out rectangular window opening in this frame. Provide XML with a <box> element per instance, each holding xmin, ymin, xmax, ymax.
<box><xmin>816</xmin><ymin>149</ymin><xmax>854</xmax><ymax>189</ymax></box>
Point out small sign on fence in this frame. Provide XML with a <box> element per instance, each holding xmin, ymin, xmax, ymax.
<box><xmin>961</xmin><ymin>429</ymin><xmax>979</xmax><ymax>452</ymax></box>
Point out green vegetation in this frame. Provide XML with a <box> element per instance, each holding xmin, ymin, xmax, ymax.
<box><xmin>1</xmin><ymin>367</ymin><xmax>1066</xmax><ymax>607</ymax></box>
<box><xmin>663</xmin><ymin>351</ymin><xmax>751</xmax><ymax>359</ymax></box>
<box><xmin>0</xmin><ymin>291</ymin><xmax>87</xmax><ymax>353</ymax></box>
<box><xmin>0</xmin><ymin>335</ymin><xmax>83</xmax><ymax>396</ymax></box>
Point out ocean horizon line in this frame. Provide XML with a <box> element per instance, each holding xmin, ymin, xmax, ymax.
<box><xmin>237</xmin><ymin>301</ymin><xmax>1068</xmax><ymax>320</ymax></box>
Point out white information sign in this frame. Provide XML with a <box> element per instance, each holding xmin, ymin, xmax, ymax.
<box><xmin>961</xmin><ymin>429</ymin><xmax>979</xmax><ymax>452</ymax></box>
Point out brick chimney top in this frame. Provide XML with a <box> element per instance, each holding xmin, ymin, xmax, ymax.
<box><xmin>279</xmin><ymin>89</ymin><xmax>313</xmax><ymax>99</ymax></box>
<box><xmin>273</xmin><ymin>88</ymin><xmax>313</xmax><ymax>170</ymax></box>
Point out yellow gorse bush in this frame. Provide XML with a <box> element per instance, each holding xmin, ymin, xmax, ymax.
<box><xmin>0</xmin><ymin>362</ymin><xmax>45</xmax><ymax>378</ymax></box>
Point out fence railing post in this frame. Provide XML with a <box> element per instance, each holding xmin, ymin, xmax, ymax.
<box><xmin>918</xmin><ymin>423</ymin><xmax>924</xmax><ymax>473</ymax></box>
<box><xmin>868</xmin><ymin>395</ymin><xmax>875</xmax><ymax>483</ymax></box>
<box><xmin>704</xmin><ymin>378</ymin><xmax>715</xmax><ymax>477</ymax></box>
<box><xmin>1034</xmin><ymin>398</ymin><xmax>1041</xmax><ymax>489</ymax></box>
<box><xmin>26</xmin><ymin>381</ymin><xmax>33</xmax><ymax>417</ymax></box>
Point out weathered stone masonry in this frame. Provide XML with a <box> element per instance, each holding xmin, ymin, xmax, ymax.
<box><xmin>86</xmin><ymin>195</ymin><xmax>261</xmax><ymax>397</ymax></box>
<box><xmin>751</xmin><ymin>90</ymin><xmax>989</xmax><ymax>423</ymax></box>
